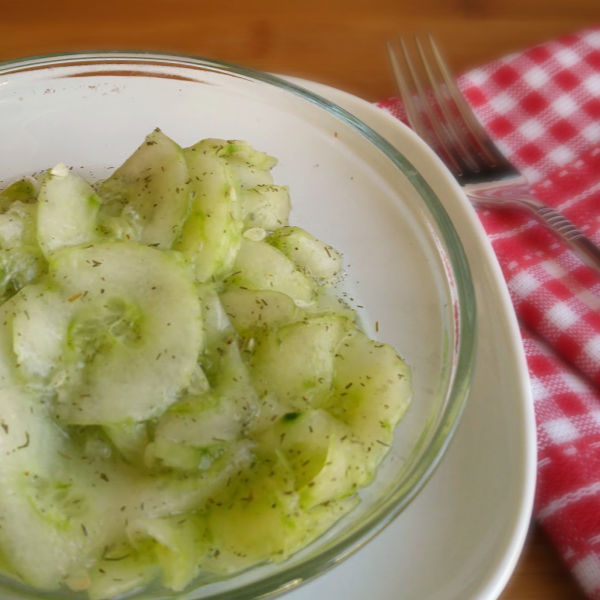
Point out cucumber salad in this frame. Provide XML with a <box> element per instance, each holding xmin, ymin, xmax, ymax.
<box><xmin>0</xmin><ymin>130</ymin><xmax>411</xmax><ymax>599</ymax></box>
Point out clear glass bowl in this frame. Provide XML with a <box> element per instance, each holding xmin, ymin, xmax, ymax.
<box><xmin>0</xmin><ymin>53</ymin><xmax>476</xmax><ymax>600</ymax></box>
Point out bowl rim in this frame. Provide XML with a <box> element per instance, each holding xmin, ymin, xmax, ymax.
<box><xmin>0</xmin><ymin>51</ymin><xmax>477</xmax><ymax>600</ymax></box>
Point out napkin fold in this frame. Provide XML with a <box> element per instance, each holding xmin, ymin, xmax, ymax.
<box><xmin>378</xmin><ymin>27</ymin><xmax>600</xmax><ymax>599</ymax></box>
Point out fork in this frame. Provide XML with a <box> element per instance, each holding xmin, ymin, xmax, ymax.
<box><xmin>386</xmin><ymin>35</ymin><xmax>600</xmax><ymax>277</ymax></box>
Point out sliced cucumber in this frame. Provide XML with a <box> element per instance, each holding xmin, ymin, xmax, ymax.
<box><xmin>212</xmin><ymin>139</ymin><xmax>278</xmax><ymax>175</ymax></box>
<box><xmin>214</xmin><ymin>139</ymin><xmax>290</xmax><ymax>232</ymax></box>
<box><xmin>134</xmin><ymin>439</ymin><xmax>256</xmax><ymax>516</ymax></box>
<box><xmin>12</xmin><ymin>282</ymin><xmax>71</xmax><ymax>381</ymax></box>
<box><xmin>0</xmin><ymin>294</ymin><xmax>22</xmax><ymax>387</ymax></box>
<box><xmin>0</xmin><ymin>386</ymin><xmax>99</xmax><ymax>589</ymax></box>
<box><xmin>205</xmin><ymin>494</ymin><xmax>358</xmax><ymax>576</ymax></box>
<box><xmin>148</xmin><ymin>305</ymin><xmax>261</xmax><ymax>471</ymax></box>
<box><xmin>155</xmin><ymin>396</ymin><xmax>242</xmax><ymax>448</ymax></box>
<box><xmin>126</xmin><ymin>514</ymin><xmax>207</xmax><ymax>592</ymax></box>
<box><xmin>0</xmin><ymin>200</ymin><xmax>45</xmax><ymax>302</ymax></box>
<box><xmin>0</xmin><ymin>380</ymin><xmax>256</xmax><ymax>593</ymax></box>
<box><xmin>157</xmin><ymin>343</ymin><xmax>258</xmax><ymax>442</ymax></box>
<box><xmin>37</xmin><ymin>164</ymin><xmax>101</xmax><ymax>255</ymax></box>
<box><xmin>85</xmin><ymin>545</ymin><xmax>157</xmax><ymax>600</ymax></box>
<box><xmin>98</xmin><ymin>129</ymin><xmax>191</xmax><ymax>249</ymax></box>
<box><xmin>102</xmin><ymin>421</ymin><xmax>150</xmax><ymax>466</ymax></box>
<box><xmin>175</xmin><ymin>139</ymin><xmax>243</xmax><ymax>282</ymax></box>
<box><xmin>306</xmin><ymin>288</ymin><xmax>358</xmax><ymax>322</ymax></box>
<box><xmin>205</xmin><ymin>449</ymin><xmax>359</xmax><ymax>574</ymax></box>
<box><xmin>195</xmin><ymin>285</ymin><xmax>259</xmax><ymax>416</ymax></box>
<box><xmin>196</xmin><ymin>283</ymin><xmax>235</xmax><ymax>360</ymax></box>
<box><xmin>149</xmin><ymin>393</ymin><xmax>243</xmax><ymax>472</ymax></box>
<box><xmin>240</xmin><ymin>185</ymin><xmax>290</xmax><ymax>231</ymax></box>
<box><xmin>257</xmin><ymin>409</ymin><xmax>369</xmax><ymax>508</ymax></box>
<box><xmin>267</xmin><ymin>226</ymin><xmax>342</xmax><ymax>285</ymax></box>
<box><xmin>48</xmin><ymin>242</ymin><xmax>203</xmax><ymax>424</ymax></box>
<box><xmin>0</xmin><ymin>131</ymin><xmax>412</xmax><ymax>598</ymax></box>
<box><xmin>219</xmin><ymin>287</ymin><xmax>302</xmax><ymax>333</ymax></box>
<box><xmin>329</xmin><ymin>329</ymin><xmax>411</xmax><ymax>463</ymax></box>
<box><xmin>206</xmin><ymin>340</ymin><xmax>258</xmax><ymax>422</ymax></box>
<box><xmin>206</xmin><ymin>455</ymin><xmax>299</xmax><ymax>571</ymax></box>
<box><xmin>226</xmin><ymin>239</ymin><xmax>315</xmax><ymax>306</ymax></box>
<box><xmin>0</xmin><ymin>177</ymin><xmax>37</xmax><ymax>211</ymax></box>
<box><xmin>249</xmin><ymin>314</ymin><xmax>351</xmax><ymax>409</ymax></box>
<box><xmin>0</xmin><ymin>282</ymin><xmax>72</xmax><ymax>388</ymax></box>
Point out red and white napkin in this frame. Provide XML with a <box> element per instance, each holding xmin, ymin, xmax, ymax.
<box><xmin>379</xmin><ymin>27</ymin><xmax>600</xmax><ymax>599</ymax></box>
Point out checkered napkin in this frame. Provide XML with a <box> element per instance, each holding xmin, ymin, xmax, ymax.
<box><xmin>378</xmin><ymin>27</ymin><xmax>600</xmax><ymax>598</ymax></box>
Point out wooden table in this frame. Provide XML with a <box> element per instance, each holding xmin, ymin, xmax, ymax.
<box><xmin>1</xmin><ymin>1</ymin><xmax>598</xmax><ymax>598</ymax></box>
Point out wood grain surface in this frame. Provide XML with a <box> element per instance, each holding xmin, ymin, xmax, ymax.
<box><xmin>1</xmin><ymin>1</ymin><xmax>598</xmax><ymax>598</ymax></box>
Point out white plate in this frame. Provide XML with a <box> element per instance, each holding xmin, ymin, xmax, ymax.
<box><xmin>0</xmin><ymin>57</ymin><xmax>534</xmax><ymax>600</ymax></box>
<box><xmin>279</xmin><ymin>82</ymin><xmax>537</xmax><ymax>600</ymax></box>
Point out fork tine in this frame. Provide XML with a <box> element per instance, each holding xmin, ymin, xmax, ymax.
<box><xmin>386</xmin><ymin>40</ymin><xmax>429</xmax><ymax>141</ymax></box>
<box><xmin>401</xmin><ymin>38</ymin><xmax>468</xmax><ymax>174</ymax></box>
<box><xmin>427</xmin><ymin>35</ymin><xmax>499</xmax><ymax>166</ymax></box>
<box><xmin>415</xmin><ymin>37</ymin><xmax>482</xmax><ymax>174</ymax></box>
<box><xmin>387</xmin><ymin>38</ymin><xmax>463</xmax><ymax>176</ymax></box>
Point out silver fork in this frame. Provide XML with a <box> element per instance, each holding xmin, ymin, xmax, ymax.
<box><xmin>386</xmin><ymin>35</ymin><xmax>600</xmax><ymax>277</ymax></box>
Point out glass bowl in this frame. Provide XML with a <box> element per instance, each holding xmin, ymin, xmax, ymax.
<box><xmin>0</xmin><ymin>52</ymin><xmax>476</xmax><ymax>600</ymax></box>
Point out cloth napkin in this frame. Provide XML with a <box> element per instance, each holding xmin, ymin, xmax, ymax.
<box><xmin>378</xmin><ymin>27</ymin><xmax>600</xmax><ymax>599</ymax></box>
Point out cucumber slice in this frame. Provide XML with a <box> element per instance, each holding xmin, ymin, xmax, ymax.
<box><xmin>150</xmin><ymin>394</ymin><xmax>242</xmax><ymax>472</ymax></box>
<box><xmin>213</xmin><ymin>139</ymin><xmax>278</xmax><ymax>174</ymax></box>
<box><xmin>102</xmin><ymin>421</ymin><xmax>149</xmax><ymax>466</ymax></box>
<box><xmin>206</xmin><ymin>456</ymin><xmax>299</xmax><ymax>570</ymax></box>
<box><xmin>305</xmin><ymin>288</ymin><xmax>358</xmax><ymax>323</ymax></box>
<box><xmin>214</xmin><ymin>139</ymin><xmax>290</xmax><ymax>232</ymax></box>
<box><xmin>205</xmin><ymin>338</ymin><xmax>258</xmax><ymax>425</ymax></box>
<box><xmin>48</xmin><ymin>242</ymin><xmax>203</xmax><ymax>424</ymax></box>
<box><xmin>258</xmin><ymin>409</ymin><xmax>370</xmax><ymax>509</ymax></box>
<box><xmin>205</xmin><ymin>494</ymin><xmax>358</xmax><ymax>576</ymax></box>
<box><xmin>126</xmin><ymin>514</ymin><xmax>207</xmax><ymax>592</ymax></box>
<box><xmin>205</xmin><ymin>449</ymin><xmax>359</xmax><ymax>573</ymax></box>
<box><xmin>12</xmin><ymin>283</ymin><xmax>71</xmax><ymax>380</ymax></box>
<box><xmin>0</xmin><ymin>199</ymin><xmax>45</xmax><ymax>301</ymax></box>
<box><xmin>85</xmin><ymin>545</ymin><xmax>157</xmax><ymax>600</ymax></box>
<box><xmin>240</xmin><ymin>185</ymin><xmax>290</xmax><ymax>231</ymax></box>
<box><xmin>152</xmin><ymin>341</ymin><xmax>259</xmax><ymax>465</ymax></box>
<box><xmin>0</xmin><ymin>294</ymin><xmax>22</xmax><ymax>387</ymax></box>
<box><xmin>196</xmin><ymin>285</ymin><xmax>257</xmax><ymax>400</ymax></box>
<box><xmin>155</xmin><ymin>397</ymin><xmax>241</xmax><ymax>448</ymax></box>
<box><xmin>135</xmin><ymin>439</ymin><xmax>256</xmax><ymax>516</ymax></box>
<box><xmin>0</xmin><ymin>282</ymin><xmax>70</xmax><ymax>387</ymax></box>
<box><xmin>0</xmin><ymin>386</ymin><xmax>97</xmax><ymax>589</ymax></box>
<box><xmin>196</xmin><ymin>283</ymin><xmax>235</xmax><ymax>359</ymax></box>
<box><xmin>249</xmin><ymin>314</ymin><xmax>351</xmax><ymax>409</ymax></box>
<box><xmin>329</xmin><ymin>329</ymin><xmax>411</xmax><ymax>462</ymax></box>
<box><xmin>37</xmin><ymin>164</ymin><xmax>101</xmax><ymax>255</ymax></box>
<box><xmin>220</xmin><ymin>287</ymin><xmax>302</xmax><ymax>333</ymax></box>
<box><xmin>98</xmin><ymin>129</ymin><xmax>191</xmax><ymax>249</ymax></box>
<box><xmin>175</xmin><ymin>139</ymin><xmax>243</xmax><ymax>281</ymax></box>
<box><xmin>149</xmin><ymin>291</ymin><xmax>260</xmax><ymax>471</ymax></box>
<box><xmin>0</xmin><ymin>381</ymin><xmax>255</xmax><ymax>592</ymax></box>
<box><xmin>175</xmin><ymin>139</ymin><xmax>288</xmax><ymax>281</ymax></box>
<box><xmin>0</xmin><ymin>177</ymin><xmax>37</xmax><ymax>210</ymax></box>
<box><xmin>226</xmin><ymin>239</ymin><xmax>315</xmax><ymax>306</ymax></box>
<box><xmin>267</xmin><ymin>226</ymin><xmax>342</xmax><ymax>285</ymax></box>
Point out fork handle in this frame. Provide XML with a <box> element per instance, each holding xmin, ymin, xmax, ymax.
<box><xmin>467</xmin><ymin>192</ymin><xmax>600</xmax><ymax>278</ymax></box>
<box><xmin>531</xmin><ymin>204</ymin><xmax>600</xmax><ymax>277</ymax></box>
